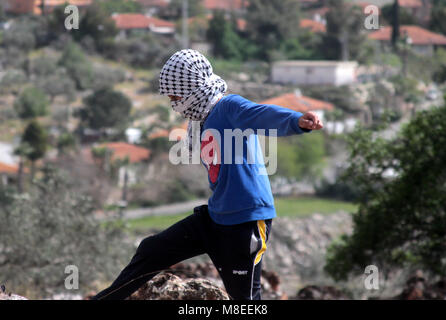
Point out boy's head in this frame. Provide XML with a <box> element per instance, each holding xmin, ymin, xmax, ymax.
<box><xmin>159</xmin><ymin>49</ymin><xmax>227</xmax><ymax>121</ymax></box>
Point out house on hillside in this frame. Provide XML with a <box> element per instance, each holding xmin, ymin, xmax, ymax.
<box><xmin>112</xmin><ymin>13</ymin><xmax>175</xmax><ymax>37</ymax></box>
<box><xmin>84</xmin><ymin>142</ymin><xmax>151</xmax><ymax>188</ymax></box>
<box><xmin>0</xmin><ymin>161</ymin><xmax>19</xmax><ymax>186</ymax></box>
<box><xmin>271</xmin><ymin>60</ymin><xmax>358</xmax><ymax>87</ymax></box>
<box><xmin>261</xmin><ymin>90</ymin><xmax>357</xmax><ymax>134</ymax></box>
<box><xmin>368</xmin><ymin>25</ymin><xmax>446</xmax><ymax>56</ymax></box>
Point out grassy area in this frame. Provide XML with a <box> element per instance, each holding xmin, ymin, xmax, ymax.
<box><xmin>126</xmin><ymin>212</ymin><xmax>191</xmax><ymax>232</ymax></box>
<box><xmin>126</xmin><ymin>197</ymin><xmax>358</xmax><ymax>232</ymax></box>
<box><xmin>274</xmin><ymin>196</ymin><xmax>358</xmax><ymax>218</ymax></box>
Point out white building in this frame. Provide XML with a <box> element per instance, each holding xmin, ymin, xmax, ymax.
<box><xmin>271</xmin><ymin>60</ymin><xmax>358</xmax><ymax>87</ymax></box>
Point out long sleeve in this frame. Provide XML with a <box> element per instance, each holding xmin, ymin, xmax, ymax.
<box><xmin>224</xmin><ymin>94</ymin><xmax>311</xmax><ymax>136</ymax></box>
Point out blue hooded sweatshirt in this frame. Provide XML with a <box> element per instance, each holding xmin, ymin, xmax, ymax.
<box><xmin>200</xmin><ymin>94</ymin><xmax>311</xmax><ymax>225</ymax></box>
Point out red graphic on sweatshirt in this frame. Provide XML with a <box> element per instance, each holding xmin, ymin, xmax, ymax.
<box><xmin>201</xmin><ymin>130</ymin><xmax>221</xmax><ymax>184</ymax></box>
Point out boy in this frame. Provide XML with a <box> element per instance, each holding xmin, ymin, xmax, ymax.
<box><xmin>92</xmin><ymin>49</ymin><xmax>323</xmax><ymax>300</ymax></box>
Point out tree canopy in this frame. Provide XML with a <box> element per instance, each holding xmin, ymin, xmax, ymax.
<box><xmin>21</xmin><ymin>120</ymin><xmax>48</xmax><ymax>163</ymax></box>
<box><xmin>79</xmin><ymin>87</ymin><xmax>132</xmax><ymax>130</ymax></box>
<box><xmin>245</xmin><ymin>0</ymin><xmax>300</xmax><ymax>61</ymax></box>
<box><xmin>14</xmin><ymin>87</ymin><xmax>49</xmax><ymax>119</ymax></box>
<box><xmin>323</xmin><ymin>0</ymin><xmax>367</xmax><ymax>61</ymax></box>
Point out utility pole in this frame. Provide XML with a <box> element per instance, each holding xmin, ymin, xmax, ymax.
<box><xmin>391</xmin><ymin>0</ymin><xmax>400</xmax><ymax>48</ymax></box>
<box><xmin>182</xmin><ymin>0</ymin><xmax>189</xmax><ymax>49</ymax></box>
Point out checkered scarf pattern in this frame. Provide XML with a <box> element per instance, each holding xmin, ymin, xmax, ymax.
<box><xmin>159</xmin><ymin>49</ymin><xmax>227</xmax><ymax>158</ymax></box>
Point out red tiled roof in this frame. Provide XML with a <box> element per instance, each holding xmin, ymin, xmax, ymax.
<box><xmin>300</xmin><ymin>19</ymin><xmax>326</xmax><ymax>33</ymax></box>
<box><xmin>112</xmin><ymin>14</ymin><xmax>151</xmax><ymax>29</ymax></box>
<box><xmin>261</xmin><ymin>93</ymin><xmax>334</xmax><ymax>113</ymax></box>
<box><xmin>203</xmin><ymin>0</ymin><xmax>246</xmax><ymax>11</ymax></box>
<box><xmin>99</xmin><ymin>142</ymin><xmax>151</xmax><ymax>163</ymax></box>
<box><xmin>112</xmin><ymin>13</ymin><xmax>175</xmax><ymax>30</ymax></box>
<box><xmin>369</xmin><ymin>25</ymin><xmax>446</xmax><ymax>45</ymax></box>
<box><xmin>398</xmin><ymin>0</ymin><xmax>423</xmax><ymax>8</ymax></box>
<box><xmin>0</xmin><ymin>162</ymin><xmax>19</xmax><ymax>174</ymax></box>
<box><xmin>237</xmin><ymin>18</ymin><xmax>246</xmax><ymax>31</ymax></box>
<box><xmin>146</xmin><ymin>16</ymin><xmax>176</xmax><ymax>28</ymax></box>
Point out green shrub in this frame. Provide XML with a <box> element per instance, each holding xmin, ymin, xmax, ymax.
<box><xmin>14</xmin><ymin>87</ymin><xmax>49</xmax><ymax>119</ymax></box>
<box><xmin>325</xmin><ymin>103</ymin><xmax>446</xmax><ymax>281</ymax></box>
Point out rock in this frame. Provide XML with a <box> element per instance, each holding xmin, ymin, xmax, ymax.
<box><xmin>126</xmin><ymin>273</ymin><xmax>230</xmax><ymax>300</ymax></box>
<box><xmin>393</xmin><ymin>270</ymin><xmax>446</xmax><ymax>300</ymax></box>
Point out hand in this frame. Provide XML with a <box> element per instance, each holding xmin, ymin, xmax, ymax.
<box><xmin>299</xmin><ymin>111</ymin><xmax>324</xmax><ymax>130</ymax></box>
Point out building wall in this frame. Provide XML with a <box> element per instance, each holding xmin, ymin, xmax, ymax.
<box><xmin>412</xmin><ymin>44</ymin><xmax>434</xmax><ymax>56</ymax></box>
<box><xmin>335</xmin><ymin>64</ymin><xmax>357</xmax><ymax>86</ymax></box>
<box><xmin>272</xmin><ymin>65</ymin><xmax>335</xmax><ymax>86</ymax></box>
<box><xmin>271</xmin><ymin>63</ymin><xmax>357</xmax><ymax>86</ymax></box>
<box><xmin>1</xmin><ymin>173</ymin><xmax>8</xmax><ymax>186</ymax></box>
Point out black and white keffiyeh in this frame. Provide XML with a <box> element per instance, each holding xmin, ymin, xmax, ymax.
<box><xmin>159</xmin><ymin>49</ymin><xmax>227</xmax><ymax>159</ymax></box>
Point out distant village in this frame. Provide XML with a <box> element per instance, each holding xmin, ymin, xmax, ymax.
<box><xmin>0</xmin><ymin>0</ymin><xmax>444</xmax><ymax>207</ymax></box>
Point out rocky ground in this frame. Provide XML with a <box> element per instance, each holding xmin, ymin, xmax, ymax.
<box><xmin>3</xmin><ymin>269</ymin><xmax>446</xmax><ymax>300</ymax></box>
<box><xmin>3</xmin><ymin>212</ymin><xmax>446</xmax><ymax>300</ymax></box>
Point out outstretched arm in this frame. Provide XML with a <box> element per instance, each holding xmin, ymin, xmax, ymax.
<box><xmin>225</xmin><ymin>95</ymin><xmax>323</xmax><ymax>135</ymax></box>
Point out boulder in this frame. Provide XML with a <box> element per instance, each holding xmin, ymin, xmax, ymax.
<box><xmin>393</xmin><ymin>270</ymin><xmax>446</xmax><ymax>300</ymax></box>
<box><xmin>126</xmin><ymin>273</ymin><xmax>230</xmax><ymax>300</ymax></box>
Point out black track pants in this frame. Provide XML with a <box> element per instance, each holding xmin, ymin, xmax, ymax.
<box><xmin>92</xmin><ymin>204</ymin><xmax>272</xmax><ymax>300</ymax></box>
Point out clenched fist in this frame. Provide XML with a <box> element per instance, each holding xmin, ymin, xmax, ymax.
<box><xmin>298</xmin><ymin>111</ymin><xmax>324</xmax><ymax>130</ymax></box>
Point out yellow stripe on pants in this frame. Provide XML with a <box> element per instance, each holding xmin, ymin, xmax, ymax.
<box><xmin>254</xmin><ymin>220</ymin><xmax>267</xmax><ymax>265</ymax></box>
